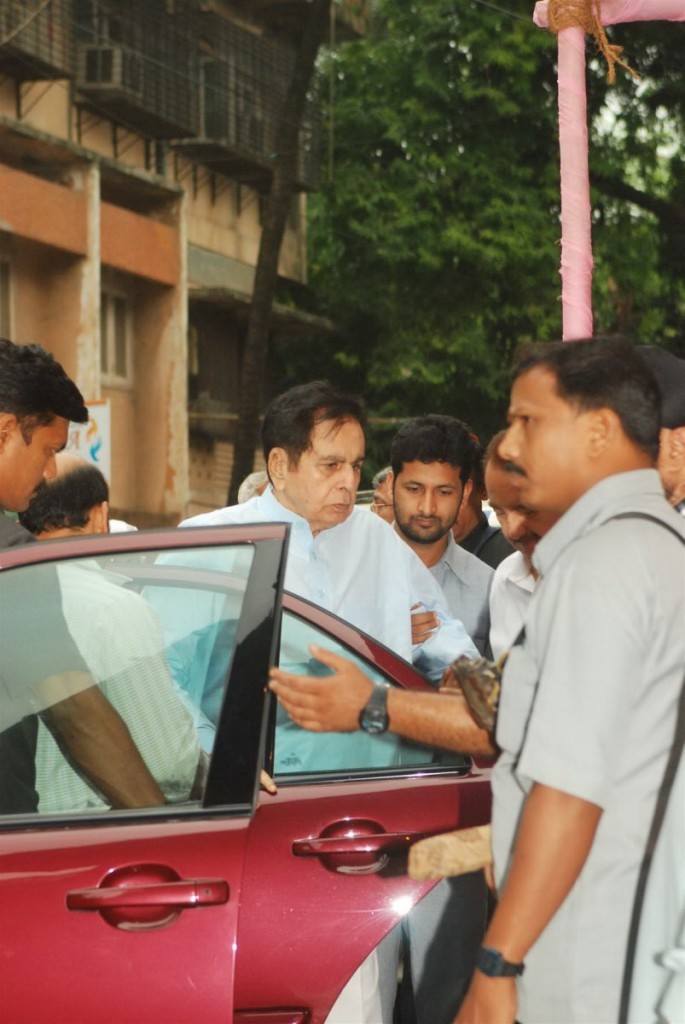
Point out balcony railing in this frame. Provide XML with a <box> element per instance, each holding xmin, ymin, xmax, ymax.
<box><xmin>172</xmin><ymin>13</ymin><xmax>320</xmax><ymax>191</ymax></box>
<box><xmin>1</xmin><ymin>0</ymin><xmax>321</xmax><ymax>187</ymax></box>
<box><xmin>0</xmin><ymin>0</ymin><xmax>73</xmax><ymax>80</ymax></box>
<box><xmin>73</xmin><ymin>0</ymin><xmax>198</xmax><ymax>139</ymax></box>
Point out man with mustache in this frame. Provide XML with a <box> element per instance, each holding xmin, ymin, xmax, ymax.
<box><xmin>271</xmin><ymin>338</ymin><xmax>685</xmax><ymax>1024</ymax></box>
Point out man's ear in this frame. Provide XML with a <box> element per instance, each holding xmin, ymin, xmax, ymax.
<box><xmin>267</xmin><ymin>448</ymin><xmax>289</xmax><ymax>492</ymax></box>
<box><xmin>585</xmin><ymin>408</ymin><xmax>615</xmax><ymax>457</ymax></box>
<box><xmin>462</xmin><ymin>477</ymin><xmax>474</xmax><ymax>505</ymax></box>
<box><xmin>90</xmin><ymin>501</ymin><xmax>109</xmax><ymax>535</ymax></box>
<box><xmin>0</xmin><ymin>412</ymin><xmax>18</xmax><ymax>450</ymax></box>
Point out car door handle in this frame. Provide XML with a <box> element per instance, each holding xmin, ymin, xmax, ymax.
<box><xmin>292</xmin><ymin>819</ymin><xmax>428</xmax><ymax>874</ymax></box>
<box><xmin>67</xmin><ymin>865</ymin><xmax>229</xmax><ymax>930</ymax></box>
<box><xmin>67</xmin><ymin>879</ymin><xmax>229</xmax><ymax>911</ymax></box>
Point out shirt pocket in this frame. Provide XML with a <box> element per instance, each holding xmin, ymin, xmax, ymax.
<box><xmin>495</xmin><ymin>644</ymin><xmax>540</xmax><ymax>757</ymax></box>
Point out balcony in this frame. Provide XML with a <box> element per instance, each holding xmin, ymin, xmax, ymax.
<box><xmin>73</xmin><ymin>0</ymin><xmax>198</xmax><ymax>139</ymax></box>
<box><xmin>252</xmin><ymin>0</ymin><xmax>367</xmax><ymax>42</ymax></box>
<box><xmin>172</xmin><ymin>14</ymin><xmax>320</xmax><ymax>191</ymax></box>
<box><xmin>0</xmin><ymin>0</ymin><xmax>73</xmax><ymax>80</ymax></box>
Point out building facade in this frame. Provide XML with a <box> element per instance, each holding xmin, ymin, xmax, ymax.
<box><xmin>0</xmin><ymin>0</ymin><xmax>356</xmax><ymax>522</ymax></box>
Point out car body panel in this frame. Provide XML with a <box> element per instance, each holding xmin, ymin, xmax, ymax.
<box><xmin>0</xmin><ymin>524</ymin><xmax>491</xmax><ymax>1024</ymax></box>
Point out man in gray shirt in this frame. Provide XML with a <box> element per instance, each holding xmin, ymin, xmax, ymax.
<box><xmin>389</xmin><ymin>414</ymin><xmax>493</xmax><ymax>1024</ymax></box>
<box><xmin>270</xmin><ymin>338</ymin><xmax>685</xmax><ymax>1024</ymax></box>
<box><xmin>459</xmin><ymin>337</ymin><xmax>685</xmax><ymax>1024</ymax></box>
<box><xmin>391</xmin><ymin>414</ymin><xmax>493</xmax><ymax>657</ymax></box>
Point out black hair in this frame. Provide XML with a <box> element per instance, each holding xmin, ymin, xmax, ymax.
<box><xmin>262</xmin><ymin>380</ymin><xmax>366</xmax><ymax>467</ymax></box>
<box><xmin>512</xmin><ymin>337</ymin><xmax>661</xmax><ymax>460</ymax></box>
<box><xmin>0</xmin><ymin>338</ymin><xmax>88</xmax><ymax>442</ymax></box>
<box><xmin>390</xmin><ymin>414</ymin><xmax>476</xmax><ymax>484</ymax></box>
<box><xmin>19</xmin><ymin>462</ymin><xmax>109</xmax><ymax>534</ymax></box>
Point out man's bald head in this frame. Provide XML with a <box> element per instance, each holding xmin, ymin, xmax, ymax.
<box><xmin>19</xmin><ymin>455</ymin><xmax>109</xmax><ymax>538</ymax></box>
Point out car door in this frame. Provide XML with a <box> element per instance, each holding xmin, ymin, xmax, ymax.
<box><xmin>0</xmin><ymin>524</ymin><xmax>288</xmax><ymax>1024</ymax></box>
<box><xmin>234</xmin><ymin>595</ymin><xmax>492</xmax><ymax>1023</ymax></box>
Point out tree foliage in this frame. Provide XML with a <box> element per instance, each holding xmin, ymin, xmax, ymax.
<box><xmin>283</xmin><ymin>0</ymin><xmax>683</xmax><ymax>459</ymax></box>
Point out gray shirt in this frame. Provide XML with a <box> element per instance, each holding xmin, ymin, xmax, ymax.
<box><xmin>493</xmin><ymin>469</ymin><xmax>685</xmax><ymax>1024</ymax></box>
<box><xmin>429</xmin><ymin>532</ymin><xmax>493</xmax><ymax>656</ymax></box>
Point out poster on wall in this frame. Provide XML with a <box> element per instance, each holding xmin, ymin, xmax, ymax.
<box><xmin>66</xmin><ymin>399</ymin><xmax>111</xmax><ymax>483</ymax></box>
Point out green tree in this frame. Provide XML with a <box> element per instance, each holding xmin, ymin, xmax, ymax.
<box><xmin>292</xmin><ymin>0</ymin><xmax>683</xmax><ymax>461</ymax></box>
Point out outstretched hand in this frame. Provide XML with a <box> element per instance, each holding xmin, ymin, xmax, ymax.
<box><xmin>269</xmin><ymin>645</ymin><xmax>374</xmax><ymax>732</ymax></box>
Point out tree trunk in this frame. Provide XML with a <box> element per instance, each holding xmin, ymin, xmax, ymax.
<box><xmin>227</xmin><ymin>0</ymin><xmax>331</xmax><ymax>504</ymax></box>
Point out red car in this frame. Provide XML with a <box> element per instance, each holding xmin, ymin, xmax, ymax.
<box><xmin>0</xmin><ymin>524</ymin><xmax>491</xmax><ymax>1024</ymax></box>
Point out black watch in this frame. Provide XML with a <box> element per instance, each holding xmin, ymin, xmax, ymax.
<box><xmin>359</xmin><ymin>682</ymin><xmax>390</xmax><ymax>734</ymax></box>
<box><xmin>476</xmin><ymin>947</ymin><xmax>525</xmax><ymax>978</ymax></box>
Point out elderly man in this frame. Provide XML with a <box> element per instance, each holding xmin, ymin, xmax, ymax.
<box><xmin>19</xmin><ymin>453</ymin><xmax>202</xmax><ymax>814</ymax></box>
<box><xmin>0</xmin><ymin>337</ymin><xmax>163</xmax><ymax>814</ymax></box>
<box><xmin>182</xmin><ymin>381</ymin><xmax>477</xmax><ymax>685</ymax></box>
<box><xmin>181</xmin><ymin>380</ymin><xmax>478</xmax><ymax>1024</ymax></box>
<box><xmin>270</xmin><ymin>338</ymin><xmax>685</xmax><ymax>1024</ymax></box>
<box><xmin>371</xmin><ymin>465</ymin><xmax>394</xmax><ymax>522</ymax></box>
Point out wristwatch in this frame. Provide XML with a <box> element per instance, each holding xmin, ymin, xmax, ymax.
<box><xmin>359</xmin><ymin>682</ymin><xmax>390</xmax><ymax>734</ymax></box>
<box><xmin>476</xmin><ymin>946</ymin><xmax>525</xmax><ymax>977</ymax></box>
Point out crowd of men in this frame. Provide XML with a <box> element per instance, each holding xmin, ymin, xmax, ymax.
<box><xmin>1</xmin><ymin>334</ymin><xmax>684</xmax><ymax>1024</ymax></box>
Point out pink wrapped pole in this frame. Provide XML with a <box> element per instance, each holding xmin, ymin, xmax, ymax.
<box><xmin>534</xmin><ymin>0</ymin><xmax>685</xmax><ymax>341</ymax></box>
<box><xmin>557</xmin><ymin>24</ymin><xmax>593</xmax><ymax>339</ymax></box>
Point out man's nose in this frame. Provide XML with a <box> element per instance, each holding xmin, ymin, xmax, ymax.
<box><xmin>43</xmin><ymin>454</ymin><xmax>58</xmax><ymax>481</ymax></box>
<box><xmin>498</xmin><ymin>425</ymin><xmax>519</xmax><ymax>463</ymax></box>
<box><xmin>338</xmin><ymin>462</ymin><xmax>358</xmax><ymax>490</ymax></box>
<box><xmin>417</xmin><ymin>490</ymin><xmax>436</xmax><ymax>515</ymax></box>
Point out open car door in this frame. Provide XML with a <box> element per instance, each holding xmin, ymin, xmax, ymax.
<box><xmin>0</xmin><ymin>524</ymin><xmax>288</xmax><ymax>1024</ymax></box>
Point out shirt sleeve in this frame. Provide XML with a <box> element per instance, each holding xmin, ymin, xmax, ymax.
<box><xmin>516</xmin><ymin>535</ymin><xmax>649</xmax><ymax>807</ymax></box>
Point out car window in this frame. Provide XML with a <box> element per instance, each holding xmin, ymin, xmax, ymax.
<box><xmin>0</xmin><ymin>544</ymin><xmax>255</xmax><ymax>819</ymax></box>
<box><xmin>274</xmin><ymin>609</ymin><xmax>470</xmax><ymax>779</ymax></box>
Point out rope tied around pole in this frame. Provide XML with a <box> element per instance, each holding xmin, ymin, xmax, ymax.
<box><xmin>547</xmin><ymin>0</ymin><xmax>639</xmax><ymax>83</ymax></box>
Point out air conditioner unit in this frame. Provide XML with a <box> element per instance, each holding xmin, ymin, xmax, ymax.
<box><xmin>77</xmin><ymin>45</ymin><xmax>143</xmax><ymax>96</ymax></box>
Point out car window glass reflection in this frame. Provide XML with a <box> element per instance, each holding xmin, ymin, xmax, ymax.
<box><xmin>0</xmin><ymin>545</ymin><xmax>255</xmax><ymax>818</ymax></box>
<box><xmin>275</xmin><ymin>612</ymin><xmax>451</xmax><ymax>778</ymax></box>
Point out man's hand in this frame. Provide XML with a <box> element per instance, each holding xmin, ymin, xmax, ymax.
<box><xmin>454</xmin><ymin>973</ymin><xmax>517</xmax><ymax>1024</ymax></box>
<box><xmin>269</xmin><ymin>645</ymin><xmax>374</xmax><ymax>732</ymax></box>
<box><xmin>260</xmin><ymin>770</ymin><xmax>278</xmax><ymax>795</ymax></box>
<box><xmin>411</xmin><ymin>603</ymin><xmax>439</xmax><ymax>645</ymax></box>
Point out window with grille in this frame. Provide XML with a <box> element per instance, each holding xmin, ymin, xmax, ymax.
<box><xmin>100</xmin><ymin>290</ymin><xmax>132</xmax><ymax>386</ymax></box>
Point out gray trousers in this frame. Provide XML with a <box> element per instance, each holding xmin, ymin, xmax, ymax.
<box><xmin>402</xmin><ymin>871</ymin><xmax>487</xmax><ymax>1024</ymax></box>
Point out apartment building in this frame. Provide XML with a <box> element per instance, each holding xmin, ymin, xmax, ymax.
<box><xmin>0</xmin><ymin>0</ymin><xmax>357</xmax><ymax>522</ymax></box>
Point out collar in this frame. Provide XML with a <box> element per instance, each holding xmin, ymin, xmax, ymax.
<box><xmin>434</xmin><ymin>531</ymin><xmax>469</xmax><ymax>582</ymax></box>
<box><xmin>533</xmin><ymin>469</ymin><xmax>668</xmax><ymax>577</ymax></box>
<box><xmin>254</xmin><ymin>487</ymin><xmax>316</xmax><ymax>541</ymax></box>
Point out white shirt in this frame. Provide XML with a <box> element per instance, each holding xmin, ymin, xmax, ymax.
<box><xmin>183</xmin><ymin>488</ymin><xmax>478</xmax><ymax>676</ymax></box>
<box><xmin>489</xmin><ymin>550</ymin><xmax>536</xmax><ymax>660</ymax></box>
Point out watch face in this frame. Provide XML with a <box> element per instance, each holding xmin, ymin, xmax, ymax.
<box><xmin>476</xmin><ymin>947</ymin><xmax>524</xmax><ymax>977</ymax></box>
<box><xmin>359</xmin><ymin>684</ymin><xmax>389</xmax><ymax>734</ymax></box>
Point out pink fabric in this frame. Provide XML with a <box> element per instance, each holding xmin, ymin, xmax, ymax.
<box><xmin>535</xmin><ymin>0</ymin><xmax>685</xmax><ymax>339</ymax></box>
<box><xmin>534</xmin><ymin>0</ymin><xmax>685</xmax><ymax>29</ymax></box>
<box><xmin>558</xmin><ymin>26</ymin><xmax>593</xmax><ymax>339</ymax></box>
